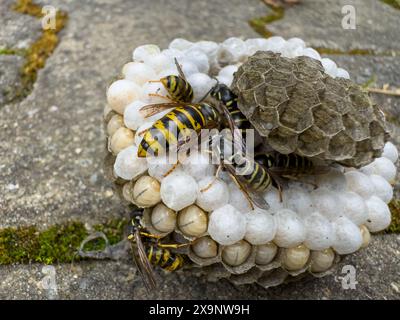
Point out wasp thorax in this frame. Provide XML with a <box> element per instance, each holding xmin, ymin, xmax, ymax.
<box><xmin>255</xmin><ymin>242</ymin><xmax>278</xmax><ymax>265</ymax></box>
<box><xmin>177</xmin><ymin>205</ymin><xmax>208</xmax><ymax>237</ymax></box>
<box><xmin>281</xmin><ymin>244</ymin><xmax>310</xmax><ymax>271</ymax></box>
<box><xmin>310</xmin><ymin>248</ymin><xmax>335</xmax><ymax>273</ymax></box>
<box><xmin>150</xmin><ymin>203</ymin><xmax>177</xmax><ymax>233</ymax></box>
<box><xmin>132</xmin><ymin>176</ymin><xmax>161</xmax><ymax>208</ymax></box>
<box><xmin>221</xmin><ymin>240</ymin><xmax>252</xmax><ymax>267</ymax></box>
<box><xmin>191</xmin><ymin>236</ymin><xmax>218</xmax><ymax>259</ymax></box>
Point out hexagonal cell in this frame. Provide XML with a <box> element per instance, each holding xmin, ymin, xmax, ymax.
<box><xmin>369</xmin><ymin>120</ymin><xmax>388</xmax><ymax>150</ymax></box>
<box><xmin>326</xmin><ymin>131</ymin><xmax>356</xmax><ymax>160</ymax></box>
<box><xmin>267</xmin><ymin>126</ymin><xmax>298</xmax><ymax>154</ymax></box>
<box><xmin>297</xmin><ymin>125</ymin><xmax>330</xmax><ymax>157</ymax></box>
<box><xmin>279</xmin><ymin>106</ymin><xmax>313</xmax><ymax>133</ymax></box>
<box><xmin>311</xmin><ymin>104</ymin><xmax>344</xmax><ymax>136</ymax></box>
<box><xmin>248</xmin><ymin>58</ymin><xmax>272</xmax><ymax>72</ymax></box>
<box><xmin>284</xmin><ymin>81</ymin><xmax>321</xmax><ymax>113</ymax></box>
<box><xmin>341</xmin><ymin>113</ymin><xmax>371</xmax><ymax>141</ymax></box>
<box><xmin>237</xmin><ymin>91</ymin><xmax>257</xmax><ymax>117</ymax></box>
<box><xmin>321</xmin><ymin>93</ymin><xmax>352</xmax><ymax>115</ymax></box>
<box><xmin>295</xmin><ymin>55</ymin><xmax>325</xmax><ymax>73</ymax></box>
<box><xmin>324</xmin><ymin>77</ymin><xmax>347</xmax><ymax>98</ymax></box>
<box><xmin>251</xmin><ymin>106</ymin><xmax>280</xmax><ymax>134</ymax></box>
<box><xmin>263</xmin><ymin>69</ymin><xmax>296</xmax><ymax>87</ymax></box>
<box><xmin>254</xmin><ymin>84</ymin><xmax>289</xmax><ymax>109</ymax></box>
<box><xmin>236</xmin><ymin>71</ymin><xmax>264</xmax><ymax>91</ymax></box>
<box><xmin>270</xmin><ymin>56</ymin><xmax>295</xmax><ymax>74</ymax></box>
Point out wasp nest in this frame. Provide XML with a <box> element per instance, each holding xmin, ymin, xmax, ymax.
<box><xmin>104</xmin><ymin>37</ymin><xmax>396</xmax><ymax>288</ymax></box>
<box><xmin>231</xmin><ymin>51</ymin><xmax>389</xmax><ymax>168</ymax></box>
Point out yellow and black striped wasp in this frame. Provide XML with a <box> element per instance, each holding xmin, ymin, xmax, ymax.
<box><xmin>148</xmin><ymin>58</ymin><xmax>194</xmax><ymax>103</ymax></box>
<box><xmin>127</xmin><ymin>209</ymin><xmax>189</xmax><ymax>291</ymax></box>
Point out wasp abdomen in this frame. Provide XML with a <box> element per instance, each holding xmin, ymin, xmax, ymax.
<box><xmin>147</xmin><ymin>245</ymin><xmax>184</xmax><ymax>272</ymax></box>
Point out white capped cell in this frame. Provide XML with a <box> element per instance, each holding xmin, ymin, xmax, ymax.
<box><xmin>382</xmin><ymin>142</ymin><xmax>399</xmax><ymax>163</ymax></box>
<box><xmin>107</xmin><ymin>80</ymin><xmax>143</xmax><ymax>114</ymax></box>
<box><xmin>122</xmin><ymin>62</ymin><xmax>157</xmax><ymax>86</ymax></box>
<box><xmin>370</xmin><ymin>174</ymin><xmax>393</xmax><ymax>204</ymax></box>
<box><xmin>181</xmin><ymin>150</ymin><xmax>215</xmax><ymax>179</ymax></box>
<box><xmin>365</xmin><ymin>196</ymin><xmax>392</xmax><ymax>232</ymax></box>
<box><xmin>187</xmin><ymin>73</ymin><xmax>216</xmax><ymax>101</ymax></box>
<box><xmin>114</xmin><ymin>145</ymin><xmax>148</xmax><ymax>180</ymax></box>
<box><xmin>132</xmin><ymin>44</ymin><xmax>161</xmax><ymax>62</ymax></box>
<box><xmin>310</xmin><ymin>188</ymin><xmax>343</xmax><ymax>221</ymax></box>
<box><xmin>160</xmin><ymin>172</ymin><xmax>198</xmax><ymax>211</ymax></box>
<box><xmin>208</xmin><ymin>204</ymin><xmax>247</xmax><ymax>245</ymax></box>
<box><xmin>303</xmin><ymin>212</ymin><xmax>334</xmax><ymax>250</ymax></box>
<box><xmin>274</xmin><ymin>209</ymin><xmax>306</xmax><ymax>248</ymax></box>
<box><xmin>345</xmin><ymin>171</ymin><xmax>375</xmax><ymax>199</ymax></box>
<box><xmin>332</xmin><ymin>216</ymin><xmax>363</xmax><ymax>254</ymax></box>
<box><xmin>340</xmin><ymin>191</ymin><xmax>369</xmax><ymax>225</ymax></box>
<box><xmin>196</xmin><ymin>177</ymin><xmax>229</xmax><ymax>212</ymax></box>
<box><xmin>321</xmin><ymin>58</ymin><xmax>338</xmax><ymax>78</ymax></box>
<box><xmin>168</xmin><ymin>38</ymin><xmax>193</xmax><ymax>51</ymax></box>
<box><xmin>244</xmin><ymin>208</ymin><xmax>277</xmax><ymax>245</ymax></box>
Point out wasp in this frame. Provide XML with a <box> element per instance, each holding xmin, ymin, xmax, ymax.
<box><xmin>254</xmin><ymin>151</ymin><xmax>330</xmax><ymax>178</ymax></box>
<box><xmin>209</xmin><ymin>83</ymin><xmax>251</xmax><ymax>131</ymax></box>
<box><xmin>148</xmin><ymin>58</ymin><xmax>194</xmax><ymax>103</ymax></box>
<box><xmin>127</xmin><ymin>209</ymin><xmax>189</xmax><ymax>291</ymax></box>
<box><xmin>137</xmin><ymin>102</ymin><xmax>220</xmax><ymax>157</ymax></box>
<box><xmin>137</xmin><ymin>62</ymin><xmax>273</xmax><ymax>209</ymax></box>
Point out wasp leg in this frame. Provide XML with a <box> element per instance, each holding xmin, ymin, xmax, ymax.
<box><xmin>155</xmin><ymin>242</ymin><xmax>192</xmax><ymax>249</ymax></box>
<box><xmin>200</xmin><ymin>164</ymin><xmax>222</xmax><ymax>192</ymax></box>
<box><xmin>228</xmin><ymin>171</ymin><xmax>255</xmax><ymax>211</ymax></box>
<box><xmin>162</xmin><ymin>162</ymin><xmax>180</xmax><ymax>177</ymax></box>
<box><xmin>139</xmin><ymin>231</ymin><xmax>162</xmax><ymax>240</ymax></box>
<box><xmin>148</xmin><ymin>93</ymin><xmax>174</xmax><ymax>102</ymax></box>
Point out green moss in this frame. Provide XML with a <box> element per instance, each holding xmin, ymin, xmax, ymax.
<box><xmin>0</xmin><ymin>48</ymin><xmax>26</xmax><ymax>55</ymax></box>
<box><xmin>0</xmin><ymin>226</ymin><xmax>40</xmax><ymax>264</ymax></box>
<box><xmin>388</xmin><ymin>199</ymin><xmax>400</xmax><ymax>233</ymax></box>
<box><xmin>36</xmin><ymin>222</ymin><xmax>88</xmax><ymax>264</ymax></box>
<box><xmin>0</xmin><ymin>219</ymin><xmax>128</xmax><ymax>265</ymax></box>
<box><xmin>315</xmin><ymin>48</ymin><xmax>376</xmax><ymax>56</ymax></box>
<box><xmin>10</xmin><ymin>0</ymin><xmax>68</xmax><ymax>101</ymax></box>
<box><xmin>248</xmin><ymin>7</ymin><xmax>285</xmax><ymax>38</ymax></box>
<box><xmin>381</xmin><ymin>0</ymin><xmax>400</xmax><ymax>10</ymax></box>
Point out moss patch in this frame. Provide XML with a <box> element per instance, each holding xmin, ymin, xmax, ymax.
<box><xmin>248</xmin><ymin>7</ymin><xmax>284</xmax><ymax>38</ymax></box>
<box><xmin>10</xmin><ymin>0</ymin><xmax>68</xmax><ymax>100</ymax></box>
<box><xmin>388</xmin><ymin>199</ymin><xmax>400</xmax><ymax>233</ymax></box>
<box><xmin>381</xmin><ymin>0</ymin><xmax>400</xmax><ymax>10</ymax></box>
<box><xmin>0</xmin><ymin>219</ymin><xmax>128</xmax><ymax>265</ymax></box>
<box><xmin>0</xmin><ymin>48</ymin><xmax>26</xmax><ymax>55</ymax></box>
<box><xmin>315</xmin><ymin>48</ymin><xmax>376</xmax><ymax>56</ymax></box>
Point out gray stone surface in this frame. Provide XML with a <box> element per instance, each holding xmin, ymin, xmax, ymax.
<box><xmin>267</xmin><ymin>0</ymin><xmax>400</xmax><ymax>54</ymax></box>
<box><xmin>0</xmin><ymin>0</ymin><xmax>42</xmax><ymax>50</ymax></box>
<box><xmin>0</xmin><ymin>0</ymin><xmax>265</xmax><ymax>229</ymax></box>
<box><xmin>1</xmin><ymin>234</ymin><xmax>399</xmax><ymax>299</ymax></box>
<box><xmin>0</xmin><ymin>54</ymin><xmax>24</xmax><ymax>105</ymax></box>
<box><xmin>0</xmin><ymin>0</ymin><xmax>399</xmax><ymax>300</ymax></box>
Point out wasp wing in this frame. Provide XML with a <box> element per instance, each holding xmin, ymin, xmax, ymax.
<box><xmin>174</xmin><ymin>58</ymin><xmax>187</xmax><ymax>81</ymax></box>
<box><xmin>139</xmin><ymin>103</ymin><xmax>184</xmax><ymax>118</ymax></box>
<box><xmin>131</xmin><ymin>232</ymin><xmax>157</xmax><ymax>292</ymax></box>
<box><xmin>223</xmin><ymin>162</ymin><xmax>270</xmax><ymax>211</ymax></box>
